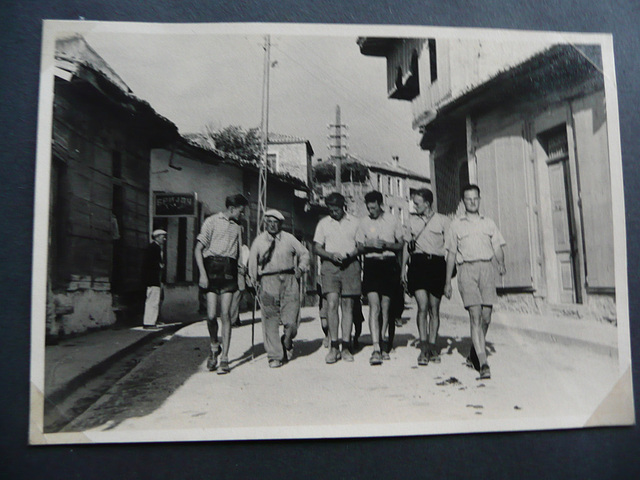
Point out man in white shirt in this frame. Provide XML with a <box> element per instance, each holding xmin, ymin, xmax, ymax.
<box><xmin>313</xmin><ymin>192</ymin><xmax>362</xmax><ymax>364</ymax></box>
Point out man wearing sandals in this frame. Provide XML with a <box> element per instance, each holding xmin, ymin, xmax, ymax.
<box><xmin>402</xmin><ymin>189</ymin><xmax>450</xmax><ymax>366</ymax></box>
<box><xmin>444</xmin><ymin>184</ymin><xmax>506</xmax><ymax>380</ymax></box>
<box><xmin>356</xmin><ymin>190</ymin><xmax>405</xmax><ymax>366</ymax></box>
<box><xmin>195</xmin><ymin>194</ymin><xmax>248</xmax><ymax>375</ymax></box>
<box><xmin>248</xmin><ymin>209</ymin><xmax>310</xmax><ymax>369</ymax></box>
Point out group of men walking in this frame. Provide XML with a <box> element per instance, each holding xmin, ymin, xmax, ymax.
<box><xmin>143</xmin><ymin>184</ymin><xmax>506</xmax><ymax>380</ymax></box>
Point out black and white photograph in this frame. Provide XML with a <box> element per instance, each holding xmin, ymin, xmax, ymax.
<box><xmin>30</xmin><ymin>20</ymin><xmax>634</xmax><ymax>444</ymax></box>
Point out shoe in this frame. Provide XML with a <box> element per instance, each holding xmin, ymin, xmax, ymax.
<box><xmin>325</xmin><ymin>347</ymin><xmax>341</xmax><ymax>364</ymax></box>
<box><xmin>269</xmin><ymin>359</ymin><xmax>283</xmax><ymax>368</ymax></box>
<box><xmin>417</xmin><ymin>350</ymin><xmax>429</xmax><ymax>366</ymax></box>
<box><xmin>479</xmin><ymin>364</ymin><xmax>491</xmax><ymax>380</ymax></box>
<box><xmin>281</xmin><ymin>335</ymin><xmax>294</xmax><ymax>362</ymax></box>
<box><xmin>428</xmin><ymin>349</ymin><xmax>441</xmax><ymax>364</ymax></box>
<box><xmin>217</xmin><ymin>359</ymin><xmax>230</xmax><ymax>375</ymax></box>
<box><xmin>369</xmin><ymin>350</ymin><xmax>383</xmax><ymax>365</ymax></box>
<box><xmin>381</xmin><ymin>351</ymin><xmax>391</xmax><ymax>361</ymax></box>
<box><xmin>323</xmin><ymin>335</ymin><xmax>330</xmax><ymax>348</ymax></box>
<box><xmin>353</xmin><ymin>337</ymin><xmax>360</xmax><ymax>351</ymax></box>
<box><xmin>207</xmin><ymin>345</ymin><xmax>222</xmax><ymax>371</ymax></box>
<box><xmin>341</xmin><ymin>349</ymin><xmax>354</xmax><ymax>362</ymax></box>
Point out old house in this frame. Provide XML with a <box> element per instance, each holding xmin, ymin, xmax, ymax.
<box><xmin>314</xmin><ymin>154</ymin><xmax>430</xmax><ymax>223</ymax></box>
<box><xmin>151</xmin><ymin>135</ymin><xmax>322</xmax><ymax>318</ymax></box>
<box><xmin>360</xmin><ymin>38</ymin><xmax>615</xmax><ymax>320</ymax></box>
<box><xmin>267</xmin><ymin>133</ymin><xmax>315</xmax><ymax>185</ymax></box>
<box><xmin>48</xmin><ymin>35</ymin><xmax>180</xmax><ymax>338</ymax></box>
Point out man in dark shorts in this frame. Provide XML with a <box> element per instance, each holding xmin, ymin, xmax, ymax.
<box><xmin>313</xmin><ymin>192</ymin><xmax>362</xmax><ymax>364</ymax></box>
<box><xmin>356</xmin><ymin>190</ymin><xmax>405</xmax><ymax>365</ymax></box>
<box><xmin>444</xmin><ymin>184</ymin><xmax>506</xmax><ymax>380</ymax></box>
<box><xmin>401</xmin><ymin>188</ymin><xmax>450</xmax><ymax>366</ymax></box>
<box><xmin>194</xmin><ymin>193</ymin><xmax>248</xmax><ymax>375</ymax></box>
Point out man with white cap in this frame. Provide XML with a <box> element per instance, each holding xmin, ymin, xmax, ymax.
<box><xmin>248</xmin><ymin>209</ymin><xmax>310</xmax><ymax>368</ymax></box>
<box><xmin>142</xmin><ymin>229</ymin><xmax>167</xmax><ymax>329</ymax></box>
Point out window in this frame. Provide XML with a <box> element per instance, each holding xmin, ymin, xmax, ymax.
<box><xmin>399</xmin><ymin>207</ymin><xmax>403</xmax><ymax>224</ymax></box>
<box><xmin>377</xmin><ymin>174</ymin><xmax>382</xmax><ymax>190</ymax></box>
<box><xmin>112</xmin><ymin>150</ymin><xmax>122</xmax><ymax>179</ymax></box>
<box><xmin>387</xmin><ymin>176</ymin><xmax>393</xmax><ymax>195</ymax></box>
<box><xmin>428</xmin><ymin>39</ymin><xmax>437</xmax><ymax>83</ymax></box>
<box><xmin>397</xmin><ymin>178</ymin><xmax>402</xmax><ymax>196</ymax></box>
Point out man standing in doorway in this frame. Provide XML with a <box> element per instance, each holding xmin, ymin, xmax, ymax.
<box><xmin>402</xmin><ymin>188</ymin><xmax>450</xmax><ymax>366</ymax></box>
<box><xmin>248</xmin><ymin>209</ymin><xmax>310</xmax><ymax>369</ymax></box>
<box><xmin>357</xmin><ymin>190</ymin><xmax>405</xmax><ymax>365</ymax></box>
<box><xmin>444</xmin><ymin>184</ymin><xmax>506</xmax><ymax>380</ymax></box>
<box><xmin>194</xmin><ymin>194</ymin><xmax>248</xmax><ymax>375</ymax></box>
<box><xmin>142</xmin><ymin>229</ymin><xmax>167</xmax><ymax>329</ymax></box>
<box><xmin>313</xmin><ymin>192</ymin><xmax>362</xmax><ymax>364</ymax></box>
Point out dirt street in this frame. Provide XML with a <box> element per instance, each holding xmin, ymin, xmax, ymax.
<box><xmin>65</xmin><ymin>303</ymin><xmax>620</xmax><ymax>440</ymax></box>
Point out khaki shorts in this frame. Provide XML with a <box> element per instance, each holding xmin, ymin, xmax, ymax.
<box><xmin>458</xmin><ymin>260</ymin><xmax>497</xmax><ymax>307</ymax></box>
<box><xmin>321</xmin><ymin>258</ymin><xmax>362</xmax><ymax>297</ymax></box>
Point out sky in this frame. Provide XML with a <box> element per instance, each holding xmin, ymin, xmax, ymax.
<box><xmin>83</xmin><ymin>31</ymin><xmax>429</xmax><ymax>176</ymax></box>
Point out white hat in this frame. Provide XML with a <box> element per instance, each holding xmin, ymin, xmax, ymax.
<box><xmin>264</xmin><ymin>209</ymin><xmax>284</xmax><ymax>221</ymax></box>
<box><xmin>152</xmin><ymin>229</ymin><xmax>168</xmax><ymax>237</ymax></box>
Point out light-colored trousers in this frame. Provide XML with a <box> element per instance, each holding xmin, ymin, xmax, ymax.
<box><xmin>143</xmin><ymin>286</ymin><xmax>162</xmax><ymax>326</ymax></box>
<box><xmin>259</xmin><ymin>274</ymin><xmax>300</xmax><ymax>361</ymax></box>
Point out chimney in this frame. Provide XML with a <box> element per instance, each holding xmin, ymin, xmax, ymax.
<box><xmin>392</xmin><ymin>155</ymin><xmax>400</xmax><ymax>166</ymax></box>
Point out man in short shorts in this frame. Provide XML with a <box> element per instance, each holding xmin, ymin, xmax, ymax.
<box><xmin>357</xmin><ymin>190</ymin><xmax>405</xmax><ymax>366</ymax></box>
<box><xmin>313</xmin><ymin>192</ymin><xmax>362</xmax><ymax>364</ymax></box>
<box><xmin>401</xmin><ymin>188</ymin><xmax>450</xmax><ymax>366</ymax></box>
<box><xmin>444</xmin><ymin>184</ymin><xmax>506</xmax><ymax>380</ymax></box>
<box><xmin>194</xmin><ymin>193</ymin><xmax>248</xmax><ymax>375</ymax></box>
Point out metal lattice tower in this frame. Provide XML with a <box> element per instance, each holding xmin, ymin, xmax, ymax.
<box><xmin>257</xmin><ymin>35</ymin><xmax>271</xmax><ymax>232</ymax></box>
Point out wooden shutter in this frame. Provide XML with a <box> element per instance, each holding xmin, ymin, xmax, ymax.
<box><xmin>571</xmin><ymin>92</ymin><xmax>614</xmax><ymax>289</ymax></box>
<box><xmin>476</xmin><ymin>121</ymin><xmax>534</xmax><ymax>288</ymax></box>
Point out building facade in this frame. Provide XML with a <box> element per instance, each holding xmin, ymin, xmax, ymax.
<box><xmin>360</xmin><ymin>38</ymin><xmax>615</xmax><ymax>321</ymax></box>
<box><xmin>48</xmin><ymin>35</ymin><xmax>179</xmax><ymax>338</ymax></box>
<box><xmin>315</xmin><ymin>155</ymin><xmax>430</xmax><ymax>223</ymax></box>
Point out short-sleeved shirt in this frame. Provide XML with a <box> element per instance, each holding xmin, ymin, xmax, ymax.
<box><xmin>196</xmin><ymin>212</ymin><xmax>242</xmax><ymax>259</ymax></box>
<box><xmin>357</xmin><ymin>211</ymin><xmax>404</xmax><ymax>259</ymax></box>
<box><xmin>406</xmin><ymin>212</ymin><xmax>450</xmax><ymax>256</ymax></box>
<box><xmin>313</xmin><ymin>213</ymin><xmax>359</xmax><ymax>257</ymax></box>
<box><xmin>445</xmin><ymin>214</ymin><xmax>506</xmax><ymax>263</ymax></box>
<box><xmin>248</xmin><ymin>230</ymin><xmax>310</xmax><ymax>279</ymax></box>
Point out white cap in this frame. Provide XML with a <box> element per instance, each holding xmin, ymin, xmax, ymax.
<box><xmin>152</xmin><ymin>229</ymin><xmax>168</xmax><ymax>238</ymax></box>
<box><xmin>264</xmin><ymin>209</ymin><xmax>285</xmax><ymax>221</ymax></box>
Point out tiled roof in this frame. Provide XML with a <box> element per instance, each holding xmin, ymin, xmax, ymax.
<box><xmin>341</xmin><ymin>154</ymin><xmax>429</xmax><ymax>181</ymax></box>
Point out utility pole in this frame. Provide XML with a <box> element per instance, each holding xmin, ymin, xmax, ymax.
<box><xmin>328</xmin><ymin>105</ymin><xmax>347</xmax><ymax>194</ymax></box>
<box><xmin>257</xmin><ymin>35</ymin><xmax>271</xmax><ymax>232</ymax></box>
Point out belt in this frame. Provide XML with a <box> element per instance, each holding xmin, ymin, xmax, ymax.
<box><xmin>259</xmin><ymin>268</ymin><xmax>295</xmax><ymax>278</ymax></box>
<box><xmin>411</xmin><ymin>253</ymin><xmax>444</xmax><ymax>260</ymax></box>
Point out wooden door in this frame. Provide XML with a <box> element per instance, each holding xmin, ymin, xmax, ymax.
<box><xmin>547</xmin><ymin>159</ymin><xmax>576</xmax><ymax>303</ymax></box>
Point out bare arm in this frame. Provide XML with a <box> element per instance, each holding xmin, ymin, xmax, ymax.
<box><xmin>443</xmin><ymin>250</ymin><xmax>456</xmax><ymax>299</ymax></box>
<box><xmin>194</xmin><ymin>242</ymin><xmax>208</xmax><ymax>289</ymax></box>
<box><xmin>495</xmin><ymin>246</ymin><xmax>506</xmax><ymax>276</ymax></box>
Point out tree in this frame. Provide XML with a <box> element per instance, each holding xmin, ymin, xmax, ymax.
<box><xmin>204</xmin><ymin>125</ymin><xmax>262</xmax><ymax>163</ymax></box>
<box><xmin>312</xmin><ymin>160</ymin><xmax>369</xmax><ymax>184</ymax></box>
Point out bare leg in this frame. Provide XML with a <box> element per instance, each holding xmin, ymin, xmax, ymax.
<box><xmin>218</xmin><ymin>292</ymin><xmax>234</xmax><ymax>361</ymax></box>
<box><xmin>340</xmin><ymin>297</ymin><xmax>354</xmax><ymax>344</ymax></box>
<box><xmin>367</xmin><ymin>292</ymin><xmax>381</xmax><ymax>351</ymax></box>
<box><xmin>427</xmin><ymin>293</ymin><xmax>442</xmax><ymax>345</ymax></box>
<box><xmin>206</xmin><ymin>292</ymin><xmax>219</xmax><ymax>347</ymax></box>
<box><xmin>326</xmin><ymin>292</ymin><xmax>340</xmax><ymax>342</ymax></box>
<box><xmin>380</xmin><ymin>295</ymin><xmax>391</xmax><ymax>347</ymax></box>
<box><xmin>414</xmin><ymin>289</ymin><xmax>429</xmax><ymax>344</ymax></box>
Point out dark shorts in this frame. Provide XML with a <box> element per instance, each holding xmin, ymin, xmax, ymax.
<box><xmin>362</xmin><ymin>256</ymin><xmax>399</xmax><ymax>297</ymax></box>
<box><xmin>321</xmin><ymin>258</ymin><xmax>362</xmax><ymax>297</ymax></box>
<box><xmin>407</xmin><ymin>253</ymin><xmax>446</xmax><ymax>298</ymax></box>
<box><xmin>204</xmin><ymin>256</ymin><xmax>238</xmax><ymax>294</ymax></box>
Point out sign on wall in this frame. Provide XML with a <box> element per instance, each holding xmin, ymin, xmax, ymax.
<box><xmin>153</xmin><ymin>192</ymin><xmax>198</xmax><ymax>217</ymax></box>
